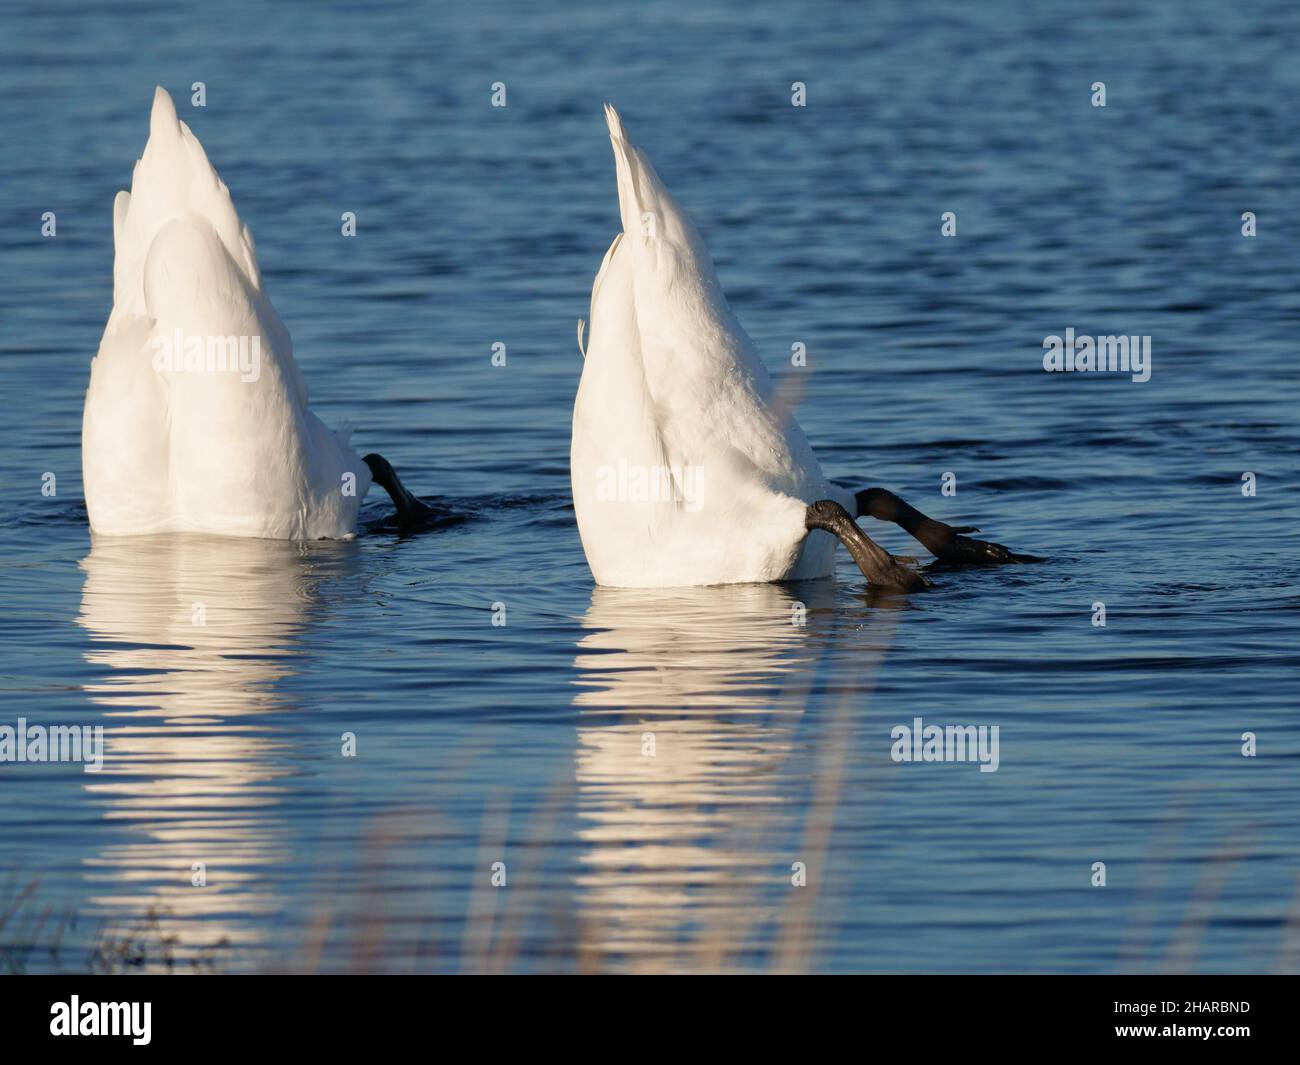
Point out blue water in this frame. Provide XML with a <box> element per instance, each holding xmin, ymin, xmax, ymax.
<box><xmin>1</xmin><ymin>0</ymin><xmax>1298</xmax><ymax>973</ymax></box>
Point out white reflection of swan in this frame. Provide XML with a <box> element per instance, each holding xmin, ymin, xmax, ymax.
<box><xmin>76</xmin><ymin>534</ymin><xmax>356</xmax><ymax>964</ymax></box>
<box><xmin>571</xmin><ymin>582</ymin><xmax>837</xmax><ymax>972</ymax></box>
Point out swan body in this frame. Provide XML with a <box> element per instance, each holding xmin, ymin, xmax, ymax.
<box><xmin>571</xmin><ymin>105</ymin><xmax>852</xmax><ymax>588</ymax></box>
<box><xmin>82</xmin><ymin>87</ymin><xmax>370</xmax><ymax>539</ymax></box>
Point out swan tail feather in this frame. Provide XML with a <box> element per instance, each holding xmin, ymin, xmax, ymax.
<box><xmin>604</xmin><ymin>104</ymin><xmax>662</xmax><ymax>244</ymax></box>
<box><xmin>112</xmin><ymin>86</ymin><xmax>261</xmax><ymax>320</ymax></box>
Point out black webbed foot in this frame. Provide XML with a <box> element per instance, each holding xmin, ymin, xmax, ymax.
<box><xmin>923</xmin><ymin>523</ymin><xmax>1043</xmax><ymax>566</ymax></box>
<box><xmin>363</xmin><ymin>453</ymin><xmax>443</xmax><ymax>532</ymax></box>
<box><xmin>855</xmin><ymin>487</ymin><xmax>1042</xmax><ymax>568</ymax></box>
<box><xmin>806</xmin><ymin>500</ymin><xmax>931</xmax><ymax>591</ymax></box>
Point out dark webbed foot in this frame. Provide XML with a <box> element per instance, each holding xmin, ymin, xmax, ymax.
<box><xmin>882</xmin><ymin>503</ymin><xmax>1038</xmax><ymax>565</ymax></box>
<box><xmin>925</xmin><ymin>527</ymin><xmax>1040</xmax><ymax>566</ymax></box>
<box><xmin>363</xmin><ymin>453</ymin><xmax>440</xmax><ymax>531</ymax></box>
<box><xmin>806</xmin><ymin>499</ymin><xmax>931</xmax><ymax>591</ymax></box>
<box><xmin>855</xmin><ymin>487</ymin><xmax>1041</xmax><ymax>567</ymax></box>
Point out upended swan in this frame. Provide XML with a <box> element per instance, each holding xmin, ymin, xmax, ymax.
<box><xmin>571</xmin><ymin>105</ymin><xmax>1035</xmax><ymax>590</ymax></box>
<box><xmin>82</xmin><ymin>87</ymin><xmax>429</xmax><ymax>538</ymax></box>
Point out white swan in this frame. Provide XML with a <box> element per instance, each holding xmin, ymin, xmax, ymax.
<box><xmin>83</xmin><ymin>87</ymin><xmax>427</xmax><ymax>539</ymax></box>
<box><xmin>571</xmin><ymin>106</ymin><xmax>1032</xmax><ymax>590</ymax></box>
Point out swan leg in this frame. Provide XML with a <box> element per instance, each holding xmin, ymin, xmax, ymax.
<box><xmin>854</xmin><ymin>487</ymin><xmax>1041</xmax><ymax>565</ymax></box>
<box><xmin>806</xmin><ymin>500</ymin><xmax>930</xmax><ymax>590</ymax></box>
<box><xmin>363</xmin><ymin>453</ymin><xmax>438</xmax><ymax>530</ymax></box>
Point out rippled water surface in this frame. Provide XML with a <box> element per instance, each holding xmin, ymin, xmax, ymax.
<box><xmin>1</xmin><ymin>0</ymin><xmax>1298</xmax><ymax>973</ymax></box>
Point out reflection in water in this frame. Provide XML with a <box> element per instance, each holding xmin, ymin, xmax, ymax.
<box><xmin>76</xmin><ymin>535</ymin><xmax>356</xmax><ymax>964</ymax></box>
<box><xmin>571</xmin><ymin>582</ymin><xmax>846</xmax><ymax>971</ymax></box>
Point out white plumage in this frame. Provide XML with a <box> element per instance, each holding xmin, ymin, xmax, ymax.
<box><xmin>82</xmin><ymin>87</ymin><xmax>370</xmax><ymax>539</ymax></box>
<box><xmin>571</xmin><ymin>105</ymin><xmax>852</xmax><ymax>588</ymax></box>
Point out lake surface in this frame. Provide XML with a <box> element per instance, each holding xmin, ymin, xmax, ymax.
<box><xmin>1</xmin><ymin>0</ymin><xmax>1297</xmax><ymax>973</ymax></box>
